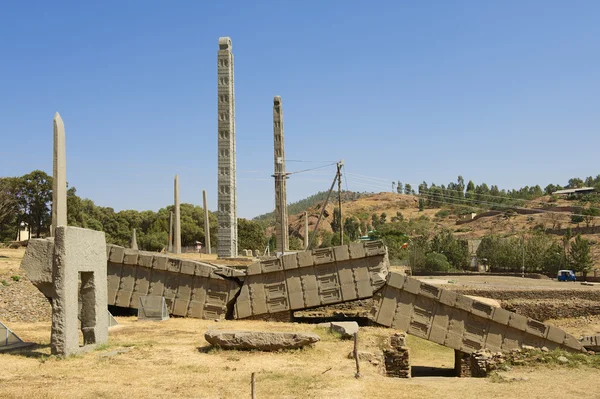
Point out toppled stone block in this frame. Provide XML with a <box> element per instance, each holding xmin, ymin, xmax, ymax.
<box><xmin>204</xmin><ymin>330</ymin><xmax>320</xmax><ymax>351</ymax></box>
<box><xmin>20</xmin><ymin>238</ymin><xmax>55</xmax><ymax>298</ymax></box>
<box><xmin>331</xmin><ymin>321</ymin><xmax>359</xmax><ymax>339</ymax></box>
<box><xmin>580</xmin><ymin>334</ymin><xmax>600</xmax><ymax>351</ymax></box>
<box><xmin>234</xmin><ymin>241</ymin><xmax>389</xmax><ymax>319</ymax></box>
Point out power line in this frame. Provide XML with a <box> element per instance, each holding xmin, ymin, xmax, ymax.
<box><xmin>343</xmin><ymin>170</ymin><xmax>569</xmax><ymax>209</ymax></box>
<box><xmin>288</xmin><ymin>162</ymin><xmax>338</xmax><ymax>175</ymax></box>
<box><xmin>416</xmin><ymin>191</ymin><xmax>600</xmax><ymax>220</ymax></box>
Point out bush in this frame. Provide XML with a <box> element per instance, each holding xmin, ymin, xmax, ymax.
<box><xmin>435</xmin><ymin>210</ymin><xmax>451</xmax><ymax>219</ymax></box>
<box><xmin>422</xmin><ymin>252</ymin><xmax>451</xmax><ymax>272</ymax></box>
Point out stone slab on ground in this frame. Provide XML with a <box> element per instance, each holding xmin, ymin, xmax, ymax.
<box><xmin>317</xmin><ymin>321</ymin><xmax>359</xmax><ymax>339</ymax></box>
<box><xmin>330</xmin><ymin>321</ymin><xmax>359</xmax><ymax>339</ymax></box>
<box><xmin>204</xmin><ymin>330</ymin><xmax>320</xmax><ymax>351</ymax></box>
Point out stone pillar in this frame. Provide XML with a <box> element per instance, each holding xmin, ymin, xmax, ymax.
<box><xmin>217</xmin><ymin>37</ymin><xmax>238</xmax><ymax>258</ymax></box>
<box><xmin>167</xmin><ymin>211</ymin><xmax>173</xmax><ymax>253</ymax></box>
<box><xmin>304</xmin><ymin>212</ymin><xmax>309</xmax><ymax>250</ymax></box>
<box><xmin>273</xmin><ymin>96</ymin><xmax>289</xmax><ymax>253</ymax></box>
<box><xmin>130</xmin><ymin>228</ymin><xmax>138</xmax><ymax>250</ymax></box>
<box><xmin>454</xmin><ymin>350</ymin><xmax>471</xmax><ymax>377</ymax></box>
<box><xmin>383</xmin><ymin>332</ymin><xmax>411</xmax><ymax>378</ymax></box>
<box><xmin>51</xmin><ymin>226</ymin><xmax>108</xmax><ymax>356</ymax></box>
<box><xmin>174</xmin><ymin>175</ymin><xmax>181</xmax><ymax>254</ymax></box>
<box><xmin>203</xmin><ymin>190</ymin><xmax>211</xmax><ymax>255</ymax></box>
<box><xmin>51</xmin><ymin>112</ymin><xmax>67</xmax><ymax>236</ymax></box>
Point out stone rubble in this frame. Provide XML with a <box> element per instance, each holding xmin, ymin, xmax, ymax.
<box><xmin>382</xmin><ymin>332</ymin><xmax>411</xmax><ymax>378</ymax></box>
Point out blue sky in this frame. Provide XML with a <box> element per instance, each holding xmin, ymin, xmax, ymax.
<box><xmin>1</xmin><ymin>1</ymin><xmax>598</xmax><ymax>218</ymax></box>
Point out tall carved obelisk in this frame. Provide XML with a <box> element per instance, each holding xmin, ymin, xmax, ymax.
<box><xmin>174</xmin><ymin>175</ymin><xmax>181</xmax><ymax>254</ymax></box>
<box><xmin>51</xmin><ymin>112</ymin><xmax>67</xmax><ymax>236</ymax></box>
<box><xmin>217</xmin><ymin>37</ymin><xmax>238</xmax><ymax>258</ymax></box>
<box><xmin>273</xmin><ymin>96</ymin><xmax>289</xmax><ymax>253</ymax></box>
<box><xmin>203</xmin><ymin>190</ymin><xmax>211</xmax><ymax>255</ymax></box>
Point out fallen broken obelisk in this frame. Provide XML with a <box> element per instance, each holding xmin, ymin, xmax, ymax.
<box><xmin>22</xmin><ymin>239</ymin><xmax>584</xmax><ymax>354</ymax></box>
<box><xmin>369</xmin><ymin>271</ymin><xmax>584</xmax><ymax>354</ymax></box>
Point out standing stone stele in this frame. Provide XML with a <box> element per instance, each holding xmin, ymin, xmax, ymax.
<box><xmin>168</xmin><ymin>211</ymin><xmax>173</xmax><ymax>253</ymax></box>
<box><xmin>203</xmin><ymin>190</ymin><xmax>211</xmax><ymax>255</ymax></box>
<box><xmin>130</xmin><ymin>228</ymin><xmax>138</xmax><ymax>250</ymax></box>
<box><xmin>304</xmin><ymin>211</ymin><xmax>309</xmax><ymax>250</ymax></box>
<box><xmin>174</xmin><ymin>175</ymin><xmax>181</xmax><ymax>254</ymax></box>
<box><xmin>52</xmin><ymin>227</ymin><xmax>108</xmax><ymax>356</ymax></box>
<box><xmin>51</xmin><ymin>112</ymin><xmax>67</xmax><ymax>236</ymax></box>
<box><xmin>217</xmin><ymin>37</ymin><xmax>238</xmax><ymax>258</ymax></box>
<box><xmin>273</xmin><ymin>96</ymin><xmax>289</xmax><ymax>253</ymax></box>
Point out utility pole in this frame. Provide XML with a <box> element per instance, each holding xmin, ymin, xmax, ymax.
<box><xmin>337</xmin><ymin>161</ymin><xmax>344</xmax><ymax>245</ymax></box>
<box><xmin>392</xmin><ymin>181</ymin><xmax>395</xmax><ymax>193</ymax></box>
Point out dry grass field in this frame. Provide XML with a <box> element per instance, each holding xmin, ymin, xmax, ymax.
<box><xmin>2</xmin><ymin>317</ymin><xmax>600</xmax><ymax>399</ymax></box>
<box><xmin>2</xmin><ymin>247</ymin><xmax>600</xmax><ymax>398</ymax></box>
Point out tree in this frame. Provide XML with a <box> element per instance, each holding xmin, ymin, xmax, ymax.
<box><xmin>16</xmin><ymin>170</ymin><xmax>52</xmax><ymax>237</ymax></box>
<box><xmin>0</xmin><ymin>178</ymin><xmax>18</xmax><ymax>242</ymax></box>
<box><xmin>343</xmin><ymin>217</ymin><xmax>360</xmax><ymax>241</ymax></box>
<box><xmin>582</xmin><ymin>207</ymin><xmax>599</xmax><ymax>228</ymax></box>
<box><xmin>568</xmin><ymin>178</ymin><xmax>584</xmax><ymax>189</ymax></box>
<box><xmin>396</xmin><ymin>181</ymin><xmax>403</xmax><ymax>194</ymax></box>
<box><xmin>331</xmin><ymin>207</ymin><xmax>341</xmax><ymax>233</ymax></box>
<box><xmin>423</xmin><ymin>252</ymin><xmax>451</xmax><ymax>272</ymax></box>
<box><xmin>237</xmin><ymin>218</ymin><xmax>267</xmax><ymax>251</ymax></box>
<box><xmin>371</xmin><ymin>213</ymin><xmax>380</xmax><ymax>229</ymax></box>
<box><xmin>544</xmin><ymin>184</ymin><xmax>557</xmax><ymax>195</ymax></box>
<box><xmin>379</xmin><ymin>212</ymin><xmax>387</xmax><ymax>225</ymax></box>
<box><xmin>429</xmin><ymin>229</ymin><xmax>469</xmax><ymax>269</ymax></box>
<box><xmin>391</xmin><ymin>212</ymin><xmax>404</xmax><ymax>222</ymax></box>
<box><xmin>571</xmin><ymin>214</ymin><xmax>584</xmax><ymax>226</ymax></box>
<box><xmin>404</xmin><ymin>183</ymin><xmax>412</xmax><ymax>195</ymax></box>
<box><xmin>457</xmin><ymin>176</ymin><xmax>465</xmax><ymax>198</ymax></box>
<box><xmin>569</xmin><ymin>234</ymin><xmax>593</xmax><ymax>278</ymax></box>
<box><xmin>465</xmin><ymin>180</ymin><xmax>475</xmax><ymax>198</ymax></box>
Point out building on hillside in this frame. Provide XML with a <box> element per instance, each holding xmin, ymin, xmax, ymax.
<box><xmin>553</xmin><ymin>187</ymin><xmax>596</xmax><ymax>196</ymax></box>
<box><xmin>468</xmin><ymin>239</ymin><xmax>484</xmax><ymax>271</ymax></box>
<box><xmin>15</xmin><ymin>222</ymin><xmax>29</xmax><ymax>242</ymax></box>
<box><xmin>459</xmin><ymin>213</ymin><xmax>477</xmax><ymax>221</ymax></box>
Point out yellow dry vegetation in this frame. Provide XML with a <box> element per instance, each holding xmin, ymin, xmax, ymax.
<box><xmin>2</xmin><ymin>317</ymin><xmax>599</xmax><ymax>399</ymax></box>
<box><xmin>0</xmin><ymin>247</ymin><xmax>25</xmax><ymax>275</ymax></box>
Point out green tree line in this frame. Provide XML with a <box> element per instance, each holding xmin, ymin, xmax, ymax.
<box><xmin>1</xmin><ymin>170</ymin><xmax>268</xmax><ymax>252</ymax></box>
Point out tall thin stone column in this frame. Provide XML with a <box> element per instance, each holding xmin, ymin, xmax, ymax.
<box><xmin>130</xmin><ymin>228</ymin><xmax>138</xmax><ymax>250</ymax></box>
<box><xmin>203</xmin><ymin>190</ymin><xmax>212</xmax><ymax>255</ymax></box>
<box><xmin>304</xmin><ymin>212</ymin><xmax>309</xmax><ymax>250</ymax></box>
<box><xmin>174</xmin><ymin>175</ymin><xmax>181</xmax><ymax>254</ymax></box>
<box><xmin>51</xmin><ymin>112</ymin><xmax>67</xmax><ymax>236</ymax></box>
<box><xmin>167</xmin><ymin>211</ymin><xmax>173</xmax><ymax>253</ymax></box>
<box><xmin>273</xmin><ymin>96</ymin><xmax>289</xmax><ymax>253</ymax></box>
<box><xmin>217</xmin><ymin>37</ymin><xmax>238</xmax><ymax>257</ymax></box>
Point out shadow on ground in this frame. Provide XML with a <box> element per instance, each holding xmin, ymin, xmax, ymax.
<box><xmin>411</xmin><ymin>366</ymin><xmax>456</xmax><ymax>377</ymax></box>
